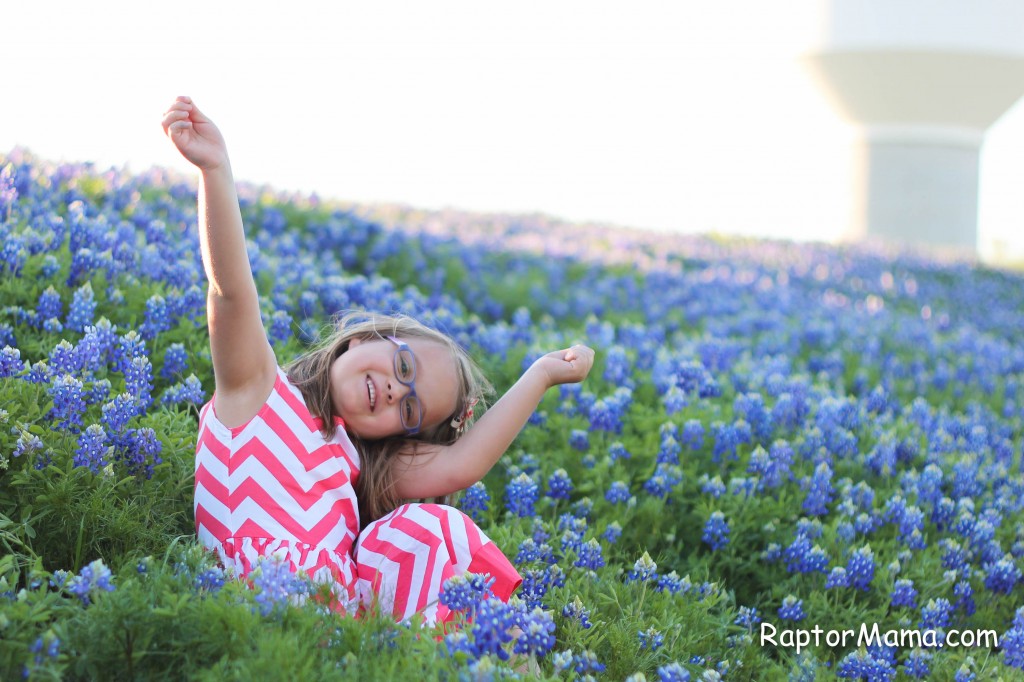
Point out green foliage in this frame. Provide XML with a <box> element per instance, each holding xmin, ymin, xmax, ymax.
<box><xmin>3</xmin><ymin>153</ymin><xmax>1024</xmax><ymax>680</ymax></box>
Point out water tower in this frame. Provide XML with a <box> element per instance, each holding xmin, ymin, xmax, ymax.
<box><xmin>803</xmin><ymin>0</ymin><xmax>1024</xmax><ymax>251</ymax></box>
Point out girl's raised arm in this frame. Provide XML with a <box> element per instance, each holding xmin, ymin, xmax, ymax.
<box><xmin>162</xmin><ymin>97</ymin><xmax>277</xmax><ymax>426</ymax></box>
<box><xmin>391</xmin><ymin>345</ymin><xmax>595</xmax><ymax>499</ymax></box>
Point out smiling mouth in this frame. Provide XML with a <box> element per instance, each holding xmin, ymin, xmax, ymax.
<box><xmin>366</xmin><ymin>375</ymin><xmax>376</xmax><ymax>411</ymax></box>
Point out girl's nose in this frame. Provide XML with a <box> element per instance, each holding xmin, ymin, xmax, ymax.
<box><xmin>386</xmin><ymin>381</ymin><xmax>409</xmax><ymax>402</ymax></box>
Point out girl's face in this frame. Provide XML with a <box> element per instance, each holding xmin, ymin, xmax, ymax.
<box><xmin>328</xmin><ymin>336</ymin><xmax>459</xmax><ymax>440</ymax></box>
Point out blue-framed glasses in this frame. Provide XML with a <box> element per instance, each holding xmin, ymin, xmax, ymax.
<box><xmin>386</xmin><ymin>336</ymin><xmax>423</xmax><ymax>435</ymax></box>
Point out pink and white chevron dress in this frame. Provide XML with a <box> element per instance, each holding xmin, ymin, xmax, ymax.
<box><xmin>194</xmin><ymin>366</ymin><xmax>521</xmax><ymax>624</ymax></box>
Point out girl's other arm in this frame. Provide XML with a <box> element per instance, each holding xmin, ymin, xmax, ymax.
<box><xmin>391</xmin><ymin>345</ymin><xmax>595</xmax><ymax>499</ymax></box>
<box><xmin>162</xmin><ymin>97</ymin><xmax>276</xmax><ymax>424</ymax></box>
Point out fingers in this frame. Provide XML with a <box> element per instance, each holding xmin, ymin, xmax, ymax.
<box><xmin>161</xmin><ymin>97</ymin><xmax>194</xmax><ymax>137</ymax></box>
<box><xmin>161</xmin><ymin>96</ymin><xmax>212</xmax><ymax>132</ymax></box>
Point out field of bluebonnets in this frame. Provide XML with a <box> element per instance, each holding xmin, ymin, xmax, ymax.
<box><xmin>1</xmin><ymin>147</ymin><xmax>1024</xmax><ymax>681</ymax></box>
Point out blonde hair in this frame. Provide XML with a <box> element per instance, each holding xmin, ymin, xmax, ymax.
<box><xmin>285</xmin><ymin>311</ymin><xmax>492</xmax><ymax>527</ymax></box>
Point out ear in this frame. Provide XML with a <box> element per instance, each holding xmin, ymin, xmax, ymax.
<box><xmin>348</xmin><ymin>337</ymin><xmax>362</xmax><ymax>348</ymax></box>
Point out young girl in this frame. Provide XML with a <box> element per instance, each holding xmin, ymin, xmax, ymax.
<box><xmin>161</xmin><ymin>96</ymin><xmax>595</xmax><ymax>625</ymax></box>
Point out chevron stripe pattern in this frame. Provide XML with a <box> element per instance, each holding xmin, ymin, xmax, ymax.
<box><xmin>355</xmin><ymin>503</ymin><xmax>522</xmax><ymax>624</ymax></box>
<box><xmin>195</xmin><ymin>366</ymin><xmax>362</xmax><ymax>610</ymax></box>
<box><xmin>194</xmin><ymin>366</ymin><xmax>521</xmax><ymax>622</ymax></box>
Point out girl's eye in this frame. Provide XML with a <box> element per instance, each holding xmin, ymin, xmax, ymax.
<box><xmin>396</xmin><ymin>350</ymin><xmax>415</xmax><ymax>381</ymax></box>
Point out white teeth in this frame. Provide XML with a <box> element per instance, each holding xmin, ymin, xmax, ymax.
<box><xmin>366</xmin><ymin>377</ymin><xmax>376</xmax><ymax>410</ymax></box>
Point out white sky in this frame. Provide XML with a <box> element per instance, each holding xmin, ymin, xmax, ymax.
<box><xmin>5</xmin><ymin>1</ymin><xmax>1024</xmax><ymax>261</ymax></box>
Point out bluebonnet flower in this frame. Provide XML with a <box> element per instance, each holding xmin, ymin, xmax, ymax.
<box><xmin>699</xmin><ymin>474</ymin><xmax>726</xmax><ymax>498</ymax></box>
<box><xmin>734</xmin><ymin>392</ymin><xmax>773</xmax><ymax>442</ymax></box>
<box><xmin>802</xmin><ymin>461</ymin><xmax>834</xmax><ymax>516</ymax></box>
<box><xmin>663</xmin><ymin>386</ymin><xmax>687</xmax><ymax>414</ymax></box>
<box><xmin>0</xmin><ymin>162</ymin><xmax>17</xmax><ymax>215</ymax></box>
<box><xmin>625</xmin><ymin>552</ymin><xmax>658</xmax><ymax>584</ymax></box>
<box><xmin>121</xmin><ymin>427</ymin><xmax>163</xmax><ymax>478</ymax></box>
<box><xmin>161</xmin><ymin>375</ymin><xmax>207</xmax><ymax>406</ymax></box>
<box><xmin>569</xmin><ymin>429</ymin><xmax>589</xmax><ymax>452</ymax></box>
<box><xmin>644</xmin><ymin>463</ymin><xmax>682</xmax><ymax>498</ymax></box>
<box><xmin>825</xmin><ymin>567</ymin><xmax>849</xmax><ymax>589</ymax></box>
<box><xmin>48</xmin><ymin>340</ymin><xmax>79</xmax><ymax>375</ymax></box>
<box><xmin>574</xmin><ymin>539</ymin><xmax>605</xmax><ymax>570</ymax></box>
<box><xmin>460</xmin><ymin>598</ymin><xmax>518</xmax><ymax>661</ymax></box>
<box><xmin>836</xmin><ymin>649</ymin><xmax>896</xmax><ymax>681</ymax></box>
<box><xmin>124</xmin><ymin>356</ymin><xmax>154</xmax><ymax>408</ymax></box>
<box><xmin>66</xmin><ymin>558</ymin><xmax>116</xmax><ymax>605</ymax></box>
<box><xmin>589</xmin><ymin>387</ymin><xmax>626</xmax><ymax>430</ymax></box>
<box><xmin>546</xmin><ymin>468</ymin><xmax>573</xmax><ymax>500</ymax></box>
<box><xmin>114</xmin><ymin>330</ymin><xmax>146</xmax><ymax>372</ymax></box>
<box><xmin>1001</xmin><ymin>606</ymin><xmax>1024</xmax><ymax>669</ymax></box>
<box><xmin>783</xmin><ymin>534</ymin><xmax>829</xmax><ymax>574</ymax></box>
<box><xmin>940</xmin><ymin>538</ymin><xmax>968</xmax><ymax>573</ymax></box>
<box><xmin>569</xmin><ymin>497</ymin><xmax>592</xmax><ymax>519</ymax></box>
<box><xmin>571</xmin><ymin>649</ymin><xmax>605</xmax><ymax>676</ymax></box>
<box><xmin>796</xmin><ymin>517</ymin><xmax>823</xmax><ymax>539</ymax></box>
<box><xmin>897</xmin><ymin>505</ymin><xmax>926</xmax><ymax>550</ymax></box>
<box><xmin>919</xmin><ymin>598</ymin><xmax>952</xmax><ymax>641</ymax></box>
<box><xmin>12</xmin><ymin>432</ymin><xmax>44</xmax><ymax>460</ymax></box>
<box><xmin>562</xmin><ymin>596</ymin><xmax>593</xmax><ymax>629</ymax></box>
<box><xmin>40</xmin><ymin>251</ymin><xmax>60</xmax><ymax>276</ymax></box>
<box><xmin>602</xmin><ymin>522</ymin><xmax>622</xmax><ymax>544</ymax></box>
<box><xmin>35</xmin><ymin>286</ymin><xmax>63</xmax><ymax>327</ymax></box>
<box><xmin>66</xmin><ymin>282</ymin><xmax>96</xmax><ymax>332</ymax></box>
<box><xmin>702</xmin><ymin>511</ymin><xmax>730</xmax><ymax>551</ymax></box>
<box><xmin>657</xmin><ymin>434</ymin><xmax>681</xmax><ymax>465</ymax></box>
<box><xmin>638</xmin><ymin>627</ymin><xmax>664</xmax><ymax>651</ymax></box>
<box><xmin>902</xmin><ymin>649</ymin><xmax>932</xmax><ymax>679</ymax></box>
<box><xmin>657</xmin><ymin>662</ymin><xmax>691</xmax><ymax>682</ymax></box>
<box><xmin>656</xmin><ymin>571</ymin><xmax>690</xmax><ymax>595</ymax></box>
<box><xmin>512</xmin><ymin>606</ymin><xmax>556</xmax><ymax>657</ymax></box>
<box><xmin>853</xmin><ymin>512</ymin><xmax>879</xmax><ymax>536</ymax></box>
<box><xmin>0</xmin><ymin>346</ymin><xmax>23</xmax><ymax>377</ymax></box>
<box><xmin>1</xmin><ymin>235</ymin><xmax>26</xmax><ymax>275</ymax></box>
<box><xmin>846</xmin><ymin>545</ymin><xmax>875</xmax><ymax>591</ymax></box>
<box><xmin>735</xmin><ymin>606</ymin><xmax>761</xmax><ymax>630</ymax></box>
<box><xmin>161</xmin><ymin>343</ymin><xmax>189</xmax><ymax>379</ymax></box>
<box><xmin>711</xmin><ymin>420</ymin><xmax>751</xmax><ymax>462</ymax></box>
<box><xmin>83</xmin><ymin>319</ymin><xmax>119</xmax><ymax>365</ymax></box>
<box><xmin>551</xmin><ymin>650</ymin><xmax>575</xmax><ymax>674</ymax></box>
<box><xmin>529</xmin><ymin>517</ymin><xmax>550</xmax><ymax>546</ymax></box>
<box><xmin>74</xmin><ymin>424</ymin><xmax>110</xmax><ymax>473</ymax></box>
<box><xmin>890</xmin><ymin>578</ymin><xmax>917</xmax><ymax>608</ymax></box>
<box><xmin>608</xmin><ymin>441</ymin><xmax>631</xmax><ymax>461</ymax></box>
<box><xmin>514</xmin><ymin>538</ymin><xmax>554</xmax><ymax>565</ymax></box>
<box><xmin>268</xmin><ymin>309</ymin><xmax>293</xmax><ymax>345</ymax></box>
<box><xmin>778</xmin><ymin>595</ymin><xmax>805</xmax><ymax>621</ymax></box>
<box><xmin>603</xmin><ymin>345</ymin><xmax>632</xmax><ymax>386</ymax></box>
<box><xmin>682</xmin><ymin>419</ymin><xmax>704</xmax><ymax>449</ymax></box>
<box><xmin>954</xmin><ymin>663</ymin><xmax>977</xmax><ymax>682</ymax></box>
<box><xmin>140</xmin><ymin>294</ymin><xmax>172</xmax><ymax>339</ymax></box>
<box><xmin>102</xmin><ymin>393</ymin><xmax>138</xmax><ymax>434</ymax></box>
<box><xmin>605</xmin><ymin>481</ymin><xmax>631</xmax><ymax>505</ymax></box>
<box><xmin>983</xmin><ymin>555</ymin><xmax>1022</xmax><ymax>594</ymax></box>
<box><xmin>194</xmin><ymin>567</ymin><xmax>226</xmax><ymax>593</ymax></box>
<box><xmin>251</xmin><ymin>556</ymin><xmax>309</xmax><ymax>616</ymax></box>
<box><xmin>23</xmin><ymin>632</ymin><xmax>60</xmax><ymax>680</ymax></box>
<box><xmin>505</xmin><ymin>474</ymin><xmax>538</xmax><ymax>518</ymax></box>
<box><xmin>459</xmin><ymin>482</ymin><xmax>490</xmax><ymax>522</ymax></box>
<box><xmin>953</xmin><ymin>579</ymin><xmax>975</xmax><ymax>616</ymax></box>
<box><xmin>48</xmin><ymin>374</ymin><xmax>86</xmax><ymax>431</ymax></box>
<box><xmin>440</xmin><ymin>573</ymin><xmax>496</xmax><ymax>612</ymax></box>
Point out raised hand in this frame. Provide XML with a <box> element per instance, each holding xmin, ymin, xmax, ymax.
<box><xmin>532</xmin><ymin>344</ymin><xmax>596</xmax><ymax>387</ymax></box>
<box><xmin>161</xmin><ymin>96</ymin><xmax>229</xmax><ymax>171</ymax></box>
